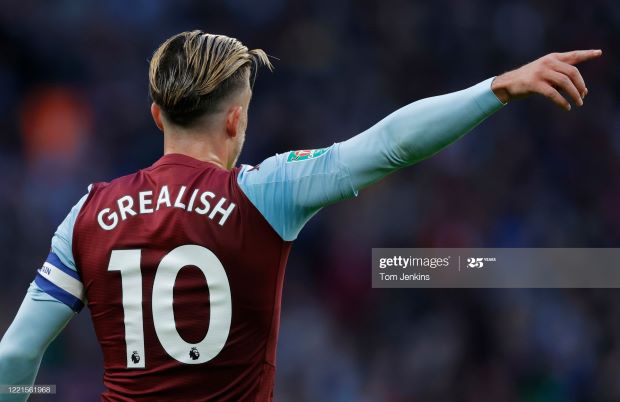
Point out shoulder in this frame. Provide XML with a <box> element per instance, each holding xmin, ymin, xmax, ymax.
<box><xmin>48</xmin><ymin>185</ymin><xmax>93</xmax><ymax>276</ymax></box>
<box><xmin>236</xmin><ymin>145</ymin><xmax>338</xmax><ymax>188</ymax></box>
<box><xmin>88</xmin><ymin>170</ymin><xmax>139</xmax><ymax>194</ymax></box>
<box><xmin>81</xmin><ymin>169</ymin><xmax>146</xmax><ymax>209</ymax></box>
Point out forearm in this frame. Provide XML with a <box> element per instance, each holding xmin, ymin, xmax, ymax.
<box><xmin>0</xmin><ymin>350</ymin><xmax>42</xmax><ymax>402</ymax></box>
<box><xmin>0</xmin><ymin>284</ymin><xmax>74</xmax><ymax>401</ymax></box>
<box><xmin>338</xmin><ymin>77</ymin><xmax>505</xmax><ymax>190</ymax></box>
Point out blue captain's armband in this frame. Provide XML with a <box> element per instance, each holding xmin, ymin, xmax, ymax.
<box><xmin>34</xmin><ymin>252</ymin><xmax>84</xmax><ymax>312</ymax></box>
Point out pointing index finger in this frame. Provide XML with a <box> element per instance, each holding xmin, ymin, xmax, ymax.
<box><xmin>556</xmin><ymin>49</ymin><xmax>603</xmax><ymax>65</ymax></box>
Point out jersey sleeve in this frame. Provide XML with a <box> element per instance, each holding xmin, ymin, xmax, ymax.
<box><xmin>238</xmin><ymin>78</ymin><xmax>504</xmax><ymax>242</ymax></box>
<box><xmin>0</xmin><ymin>283</ymin><xmax>75</xmax><ymax>399</ymax></box>
<box><xmin>237</xmin><ymin>145</ymin><xmax>357</xmax><ymax>241</ymax></box>
<box><xmin>33</xmin><ymin>191</ymin><xmax>90</xmax><ymax>313</ymax></box>
<box><xmin>338</xmin><ymin>77</ymin><xmax>505</xmax><ymax>190</ymax></box>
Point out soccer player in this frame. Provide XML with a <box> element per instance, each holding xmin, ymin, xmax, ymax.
<box><xmin>0</xmin><ymin>30</ymin><xmax>601</xmax><ymax>401</ymax></box>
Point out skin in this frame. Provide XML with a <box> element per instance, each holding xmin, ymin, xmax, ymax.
<box><xmin>151</xmin><ymin>83</ymin><xmax>252</xmax><ymax>170</ymax></box>
<box><xmin>491</xmin><ymin>49</ymin><xmax>603</xmax><ymax>110</ymax></box>
<box><xmin>151</xmin><ymin>49</ymin><xmax>603</xmax><ymax>170</ymax></box>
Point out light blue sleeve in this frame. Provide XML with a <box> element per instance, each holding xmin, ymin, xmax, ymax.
<box><xmin>33</xmin><ymin>191</ymin><xmax>89</xmax><ymax>311</ymax></box>
<box><xmin>238</xmin><ymin>78</ymin><xmax>505</xmax><ymax>241</ymax></box>
<box><xmin>339</xmin><ymin>77</ymin><xmax>505</xmax><ymax>189</ymax></box>
<box><xmin>50</xmin><ymin>191</ymin><xmax>90</xmax><ymax>273</ymax></box>
<box><xmin>237</xmin><ymin>145</ymin><xmax>356</xmax><ymax>241</ymax></box>
<box><xmin>0</xmin><ymin>285</ymin><xmax>74</xmax><ymax>402</ymax></box>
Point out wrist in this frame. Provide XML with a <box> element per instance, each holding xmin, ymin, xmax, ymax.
<box><xmin>491</xmin><ymin>74</ymin><xmax>511</xmax><ymax>104</ymax></box>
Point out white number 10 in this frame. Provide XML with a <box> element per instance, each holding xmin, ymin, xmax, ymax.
<box><xmin>108</xmin><ymin>245</ymin><xmax>232</xmax><ymax>368</ymax></box>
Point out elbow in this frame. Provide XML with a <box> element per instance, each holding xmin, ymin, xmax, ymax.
<box><xmin>382</xmin><ymin>128</ymin><xmax>415</xmax><ymax>167</ymax></box>
<box><xmin>372</xmin><ymin>114</ymin><xmax>419</xmax><ymax>167</ymax></box>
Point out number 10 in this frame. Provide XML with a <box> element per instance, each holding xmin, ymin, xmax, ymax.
<box><xmin>108</xmin><ymin>245</ymin><xmax>232</xmax><ymax>368</ymax></box>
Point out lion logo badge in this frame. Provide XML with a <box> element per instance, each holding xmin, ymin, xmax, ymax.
<box><xmin>189</xmin><ymin>347</ymin><xmax>200</xmax><ymax>360</ymax></box>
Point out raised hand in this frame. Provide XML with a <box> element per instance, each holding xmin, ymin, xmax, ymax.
<box><xmin>491</xmin><ymin>50</ymin><xmax>603</xmax><ymax>110</ymax></box>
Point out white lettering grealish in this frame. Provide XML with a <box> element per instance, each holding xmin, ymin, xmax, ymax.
<box><xmin>97</xmin><ymin>186</ymin><xmax>236</xmax><ymax>230</ymax></box>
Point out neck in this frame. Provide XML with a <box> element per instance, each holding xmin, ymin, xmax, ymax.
<box><xmin>163</xmin><ymin>128</ymin><xmax>231</xmax><ymax>170</ymax></box>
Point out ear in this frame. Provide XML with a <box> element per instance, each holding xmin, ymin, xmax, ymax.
<box><xmin>150</xmin><ymin>103</ymin><xmax>164</xmax><ymax>131</ymax></box>
<box><xmin>225</xmin><ymin>106</ymin><xmax>243</xmax><ymax>138</ymax></box>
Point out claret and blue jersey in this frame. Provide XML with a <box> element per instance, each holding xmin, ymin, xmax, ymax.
<box><xmin>0</xmin><ymin>78</ymin><xmax>504</xmax><ymax>402</ymax></box>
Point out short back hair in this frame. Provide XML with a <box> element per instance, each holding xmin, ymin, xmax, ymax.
<box><xmin>148</xmin><ymin>30</ymin><xmax>272</xmax><ymax>126</ymax></box>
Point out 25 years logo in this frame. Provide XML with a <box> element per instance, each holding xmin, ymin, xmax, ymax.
<box><xmin>466</xmin><ymin>257</ymin><xmax>496</xmax><ymax>268</ymax></box>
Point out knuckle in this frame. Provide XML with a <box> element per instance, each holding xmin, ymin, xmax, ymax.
<box><xmin>561</xmin><ymin>76</ymin><xmax>572</xmax><ymax>87</ymax></box>
<box><xmin>543</xmin><ymin>88</ymin><xmax>555</xmax><ymax>98</ymax></box>
<box><xmin>536</xmin><ymin>65</ymin><xmax>549</xmax><ymax>78</ymax></box>
<box><xmin>570</xmin><ymin>67</ymin><xmax>583</xmax><ymax>84</ymax></box>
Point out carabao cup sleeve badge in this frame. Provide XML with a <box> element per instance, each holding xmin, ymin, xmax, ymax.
<box><xmin>286</xmin><ymin>148</ymin><xmax>329</xmax><ymax>163</ymax></box>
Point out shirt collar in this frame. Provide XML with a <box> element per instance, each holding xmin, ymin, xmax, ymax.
<box><xmin>151</xmin><ymin>153</ymin><xmax>228</xmax><ymax>170</ymax></box>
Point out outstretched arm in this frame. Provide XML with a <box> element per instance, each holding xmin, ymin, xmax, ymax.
<box><xmin>339</xmin><ymin>77</ymin><xmax>503</xmax><ymax>190</ymax></box>
<box><xmin>0</xmin><ymin>285</ymin><xmax>75</xmax><ymax>402</ymax></box>
<box><xmin>341</xmin><ymin>49</ymin><xmax>602</xmax><ymax>190</ymax></box>
<box><xmin>238</xmin><ymin>50</ymin><xmax>602</xmax><ymax>240</ymax></box>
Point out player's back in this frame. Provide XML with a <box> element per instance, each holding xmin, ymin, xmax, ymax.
<box><xmin>73</xmin><ymin>154</ymin><xmax>291</xmax><ymax>401</ymax></box>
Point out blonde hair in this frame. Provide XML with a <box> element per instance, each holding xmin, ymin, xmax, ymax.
<box><xmin>149</xmin><ymin>30</ymin><xmax>272</xmax><ymax>126</ymax></box>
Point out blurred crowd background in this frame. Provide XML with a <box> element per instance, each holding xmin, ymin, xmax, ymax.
<box><xmin>0</xmin><ymin>0</ymin><xmax>619</xmax><ymax>401</ymax></box>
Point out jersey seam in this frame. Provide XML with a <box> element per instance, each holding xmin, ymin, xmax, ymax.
<box><xmin>260</xmin><ymin>240</ymin><xmax>289</xmax><ymax>382</ymax></box>
<box><xmin>334</xmin><ymin>144</ymin><xmax>359</xmax><ymax>197</ymax></box>
<box><xmin>234</xmin><ymin>168</ymin><xmax>290</xmax><ymax>242</ymax></box>
<box><xmin>241</xmin><ymin>170</ymin><xmax>344</xmax><ymax>187</ymax></box>
<box><xmin>145</xmin><ymin>161</ymin><xmax>202</xmax><ymax>170</ymax></box>
<box><xmin>71</xmin><ymin>184</ymin><xmax>99</xmax><ymax>283</ymax></box>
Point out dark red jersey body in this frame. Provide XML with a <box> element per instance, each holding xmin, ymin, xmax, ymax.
<box><xmin>72</xmin><ymin>154</ymin><xmax>291</xmax><ymax>401</ymax></box>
